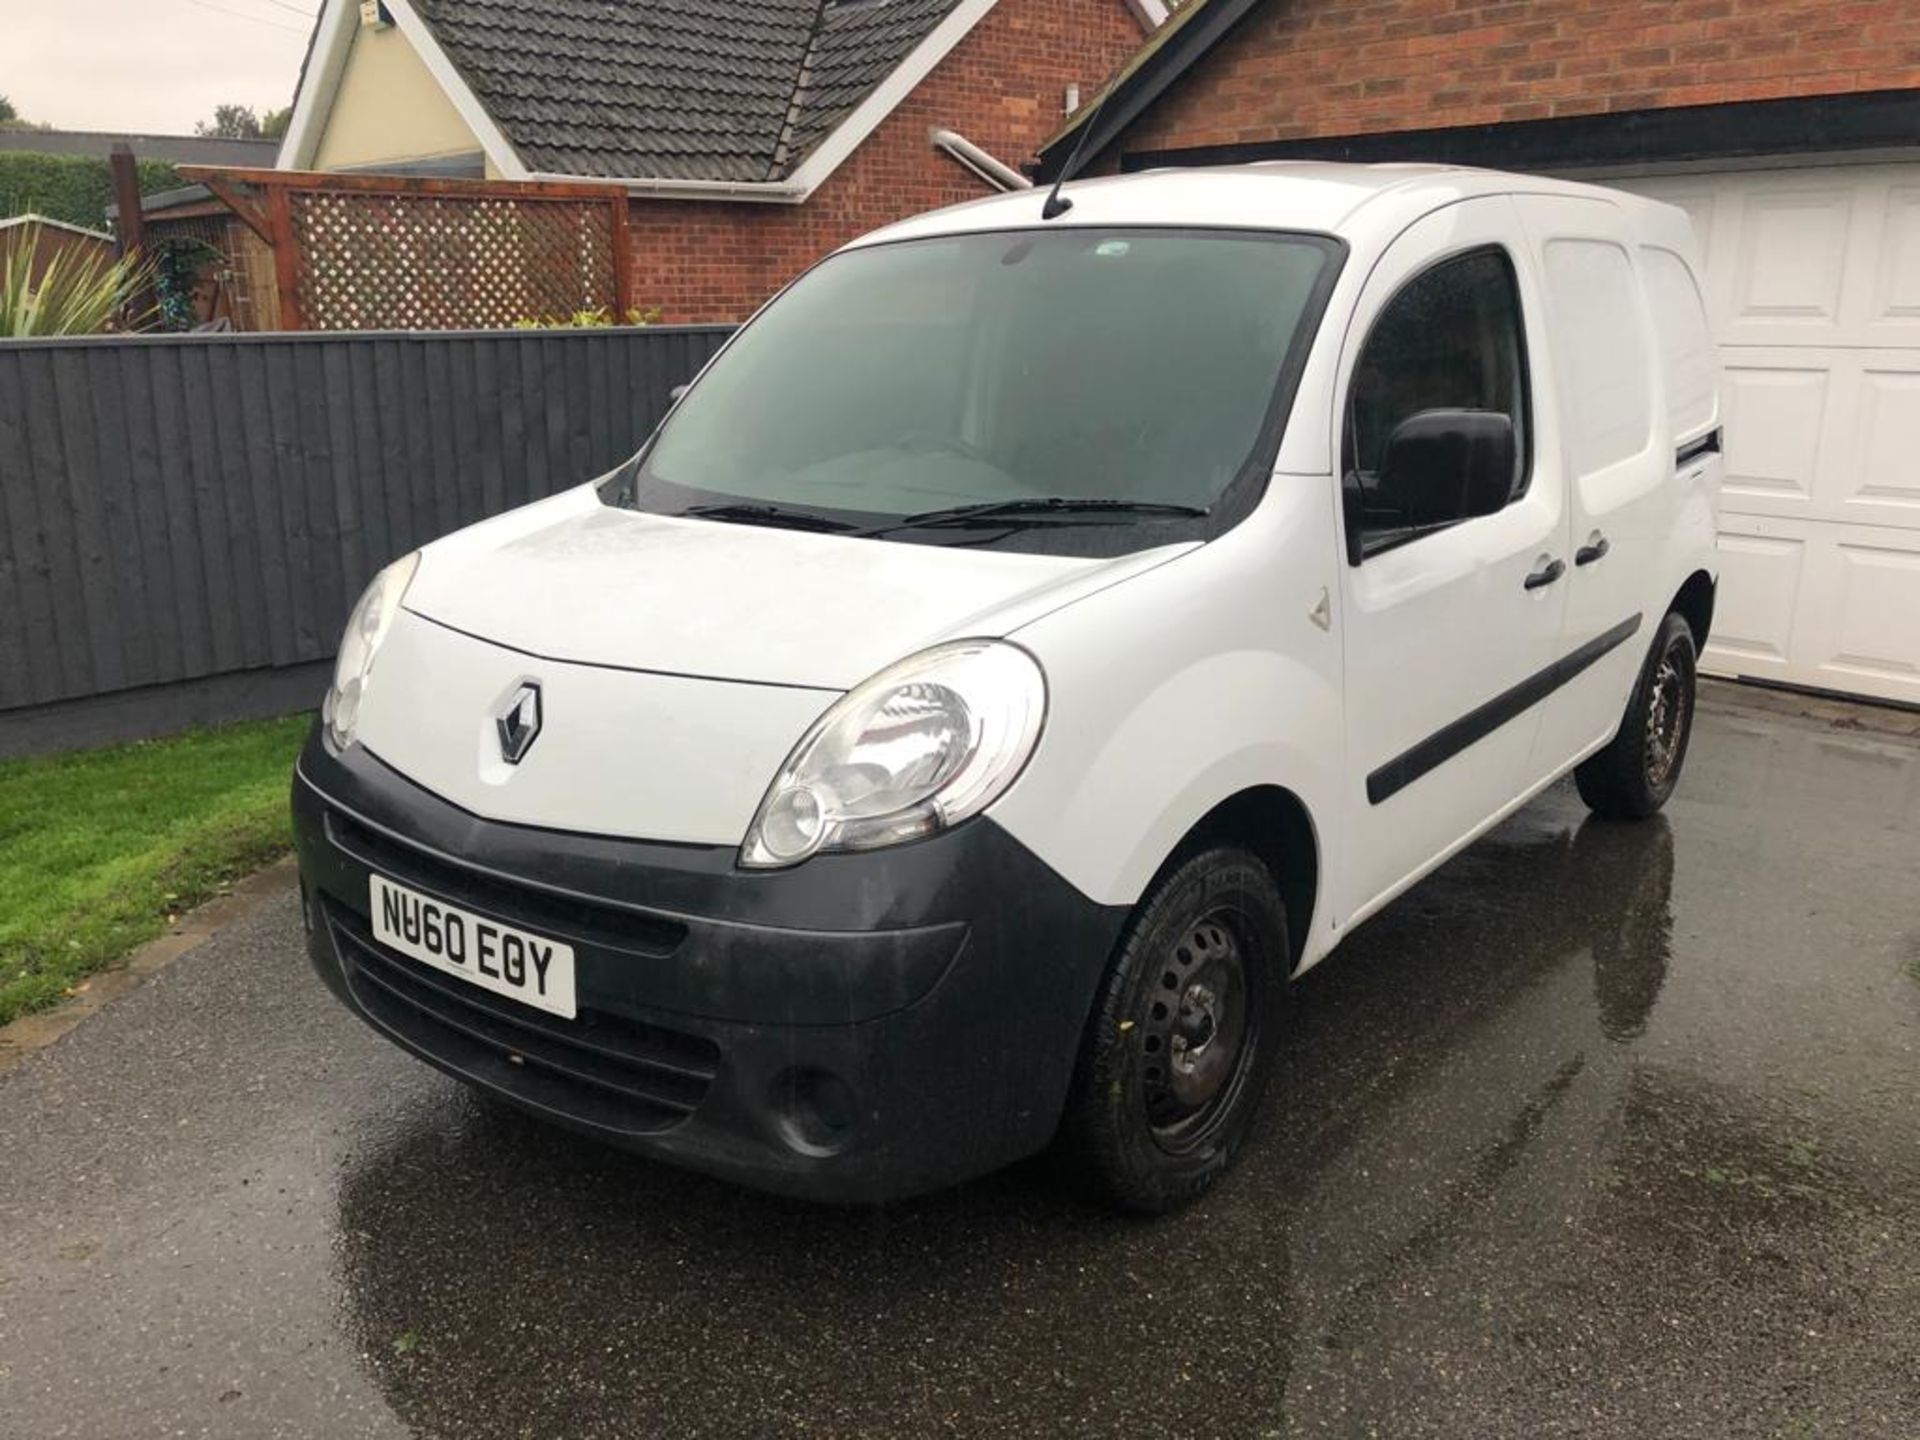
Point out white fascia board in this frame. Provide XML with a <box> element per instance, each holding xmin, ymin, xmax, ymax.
<box><xmin>276</xmin><ymin>0</ymin><xmax>356</xmax><ymax>170</ymax></box>
<box><xmin>381</xmin><ymin>0</ymin><xmax>529</xmax><ymax>179</ymax></box>
<box><xmin>273</xmin><ymin>0</ymin><xmax>525</xmax><ymax>176</ymax></box>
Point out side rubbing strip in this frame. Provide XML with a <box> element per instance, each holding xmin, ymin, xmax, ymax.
<box><xmin>1367</xmin><ymin>613</ymin><xmax>1644</xmax><ymax>805</ymax></box>
<box><xmin>1676</xmin><ymin>428</ymin><xmax>1722</xmax><ymax>466</ymax></box>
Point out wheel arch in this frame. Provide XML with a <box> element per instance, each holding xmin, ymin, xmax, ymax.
<box><xmin>1670</xmin><ymin>569</ymin><xmax>1716</xmax><ymax>652</ymax></box>
<box><xmin>1151</xmin><ymin>785</ymin><xmax>1320</xmax><ymax>973</ymax></box>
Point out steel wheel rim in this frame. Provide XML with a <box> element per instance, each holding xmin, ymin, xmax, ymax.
<box><xmin>1138</xmin><ymin>910</ymin><xmax>1258</xmax><ymax>1154</ymax></box>
<box><xmin>1644</xmin><ymin>640</ymin><xmax>1692</xmax><ymax>790</ymax></box>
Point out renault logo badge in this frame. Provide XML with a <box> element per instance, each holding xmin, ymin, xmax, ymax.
<box><xmin>496</xmin><ymin>682</ymin><xmax>543</xmax><ymax>765</ymax></box>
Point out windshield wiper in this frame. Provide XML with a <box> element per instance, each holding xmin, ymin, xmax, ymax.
<box><xmin>676</xmin><ymin>502</ymin><xmax>857</xmax><ymax>534</ymax></box>
<box><xmin>854</xmin><ymin>496</ymin><xmax>1210</xmax><ymax>538</ymax></box>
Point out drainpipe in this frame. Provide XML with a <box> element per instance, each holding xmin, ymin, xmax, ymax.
<box><xmin>929</xmin><ymin>129</ymin><xmax>1033</xmax><ymax>192</ymax></box>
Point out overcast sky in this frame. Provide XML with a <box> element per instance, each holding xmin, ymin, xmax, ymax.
<box><xmin>2</xmin><ymin>0</ymin><xmax>313</xmax><ymax>134</ymax></box>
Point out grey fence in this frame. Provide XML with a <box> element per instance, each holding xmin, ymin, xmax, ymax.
<box><xmin>0</xmin><ymin>325</ymin><xmax>733</xmax><ymax>756</ymax></box>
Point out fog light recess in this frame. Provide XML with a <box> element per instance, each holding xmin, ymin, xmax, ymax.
<box><xmin>770</xmin><ymin>1067</ymin><xmax>859</xmax><ymax>1157</ymax></box>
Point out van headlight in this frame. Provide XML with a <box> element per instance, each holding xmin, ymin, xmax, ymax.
<box><xmin>740</xmin><ymin>640</ymin><xmax>1046</xmax><ymax>868</ymax></box>
<box><xmin>322</xmin><ymin>552</ymin><xmax>420</xmax><ymax>751</ymax></box>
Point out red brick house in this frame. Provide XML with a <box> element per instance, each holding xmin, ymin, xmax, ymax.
<box><xmin>275</xmin><ymin>0</ymin><xmax>1156</xmax><ymax>321</ymax></box>
<box><xmin>1031</xmin><ymin>0</ymin><xmax>1920</xmax><ymax>706</ymax></box>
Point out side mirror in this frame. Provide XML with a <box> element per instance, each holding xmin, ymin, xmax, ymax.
<box><xmin>1377</xmin><ymin>409</ymin><xmax>1516</xmax><ymax>529</ymax></box>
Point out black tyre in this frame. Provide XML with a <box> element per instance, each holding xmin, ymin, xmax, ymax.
<box><xmin>1575</xmin><ymin>611</ymin><xmax>1698</xmax><ymax>820</ymax></box>
<box><xmin>1061</xmin><ymin>846</ymin><xmax>1289</xmax><ymax>1214</ymax></box>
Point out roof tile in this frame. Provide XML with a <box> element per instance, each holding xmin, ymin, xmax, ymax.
<box><xmin>411</xmin><ymin>0</ymin><xmax>962</xmax><ymax>181</ymax></box>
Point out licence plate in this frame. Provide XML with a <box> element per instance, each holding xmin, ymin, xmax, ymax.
<box><xmin>368</xmin><ymin>874</ymin><xmax>577</xmax><ymax>1019</ymax></box>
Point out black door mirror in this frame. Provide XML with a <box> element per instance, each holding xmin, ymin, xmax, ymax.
<box><xmin>1376</xmin><ymin>408</ymin><xmax>1517</xmax><ymax>529</ymax></box>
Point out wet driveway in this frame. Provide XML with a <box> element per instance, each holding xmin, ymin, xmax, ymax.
<box><xmin>2</xmin><ymin>686</ymin><xmax>1917</xmax><ymax>1439</ymax></box>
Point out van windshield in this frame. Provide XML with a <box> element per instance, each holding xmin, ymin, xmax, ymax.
<box><xmin>610</xmin><ymin>228</ymin><xmax>1340</xmax><ymax>553</ymax></box>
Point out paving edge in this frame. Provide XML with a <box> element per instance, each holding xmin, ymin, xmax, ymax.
<box><xmin>0</xmin><ymin>855</ymin><xmax>300</xmax><ymax>1077</ymax></box>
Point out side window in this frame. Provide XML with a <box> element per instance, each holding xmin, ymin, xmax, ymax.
<box><xmin>1343</xmin><ymin>248</ymin><xmax>1530</xmax><ymax>560</ymax></box>
<box><xmin>1638</xmin><ymin>246</ymin><xmax>1718</xmax><ymax>438</ymax></box>
<box><xmin>1541</xmin><ymin>238</ymin><xmax>1656</xmax><ymax>472</ymax></box>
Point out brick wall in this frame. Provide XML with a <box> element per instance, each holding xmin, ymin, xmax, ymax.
<box><xmin>1117</xmin><ymin>0</ymin><xmax>1920</xmax><ymax>157</ymax></box>
<box><xmin>627</xmin><ymin>0</ymin><xmax>1144</xmax><ymax>322</ymax></box>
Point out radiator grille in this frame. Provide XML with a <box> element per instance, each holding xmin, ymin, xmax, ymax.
<box><xmin>328</xmin><ymin>903</ymin><xmax>718</xmax><ymax>1135</ymax></box>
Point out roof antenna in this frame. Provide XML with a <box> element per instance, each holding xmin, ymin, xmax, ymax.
<box><xmin>1040</xmin><ymin>78</ymin><xmax>1115</xmax><ymax>220</ymax></box>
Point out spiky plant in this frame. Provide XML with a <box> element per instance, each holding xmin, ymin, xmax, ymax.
<box><xmin>0</xmin><ymin>225</ymin><xmax>157</xmax><ymax>337</ymax></box>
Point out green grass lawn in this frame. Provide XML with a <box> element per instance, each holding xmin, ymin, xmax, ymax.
<box><xmin>0</xmin><ymin>714</ymin><xmax>312</xmax><ymax>1026</ymax></box>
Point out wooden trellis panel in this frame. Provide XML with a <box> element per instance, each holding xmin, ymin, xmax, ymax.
<box><xmin>176</xmin><ymin>167</ymin><xmax>634</xmax><ymax>333</ymax></box>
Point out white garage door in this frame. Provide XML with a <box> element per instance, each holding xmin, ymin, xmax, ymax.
<box><xmin>1618</xmin><ymin>163</ymin><xmax>1920</xmax><ymax>706</ymax></box>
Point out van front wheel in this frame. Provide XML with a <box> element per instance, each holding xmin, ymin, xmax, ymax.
<box><xmin>1062</xmin><ymin>847</ymin><xmax>1288</xmax><ymax>1214</ymax></box>
<box><xmin>1576</xmin><ymin>610</ymin><xmax>1698</xmax><ymax>820</ymax></box>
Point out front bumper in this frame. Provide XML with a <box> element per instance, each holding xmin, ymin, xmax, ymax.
<box><xmin>291</xmin><ymin>728</ymin><xmax>1126</xmax><ymax>1203</ymax></box>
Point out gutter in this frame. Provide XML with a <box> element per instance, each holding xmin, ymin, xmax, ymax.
<box><xmin>523</xmin><ymin>170</ymin><xmax>810</xmax><ymax>205</ymax></box>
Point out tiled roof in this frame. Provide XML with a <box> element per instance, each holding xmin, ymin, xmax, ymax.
<box><xmin>781</xmin><ymin>0</ymin><xmax>957</xmax><ymax>163</ymax></box>
<box><xmin>410</xmin><ymin>0</ymin><xmax>963</xmax><ymax>182</ymax></box>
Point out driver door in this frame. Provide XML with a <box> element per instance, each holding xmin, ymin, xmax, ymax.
<box><xmin>1336</xmin><ymin>196</ymin><xmax>1573</xmax><ymax>925</ymax></box>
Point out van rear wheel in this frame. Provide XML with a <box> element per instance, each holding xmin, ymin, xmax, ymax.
<box><xmin>1575</xmin><ymin>611</ymin><xmax>1698</xmax><ymax>820</ymax></box>
<box><xmin>1061</xmin><ymin>846</ymin><xmax>1288</xmax><ymax>1214</ymax></box>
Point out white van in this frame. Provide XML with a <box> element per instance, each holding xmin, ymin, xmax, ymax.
<box><xmin>292</xmin><ymin>163</ymin><xmax>1721</xmax><ymax>1212</ymax></box>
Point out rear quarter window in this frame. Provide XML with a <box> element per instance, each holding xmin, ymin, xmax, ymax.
<box><xmin>1638</xmin><ymin>246</ymin><xmax>1719</xmax><ymax>438</ymax></box>
<box><xmin>1542</xmin><ymin>238</ymin><xmax>1656</xmax><ymax>473</ymax></box>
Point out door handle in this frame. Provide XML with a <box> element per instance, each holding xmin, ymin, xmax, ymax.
<box><xmin>1523</xmin><ymin>557</ymin><xmax>1566</xmax><ymax>590</ymax></box>
<box><xmin>1575</xmin><ymin>534</ymin><xmax>1611</xmax><ymax>566</ymax></box>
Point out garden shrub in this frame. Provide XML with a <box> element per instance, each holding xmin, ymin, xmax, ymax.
<box><xmin>0</xmin><ymin>150</ymin><xmax>181</xmax><ymax>231</ymax></box>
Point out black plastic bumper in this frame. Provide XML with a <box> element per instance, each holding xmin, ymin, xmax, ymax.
<box><xmin>290</xmin><ymin>727</ymin><xmax>1127</xmax><ymax>1203</ymax></box>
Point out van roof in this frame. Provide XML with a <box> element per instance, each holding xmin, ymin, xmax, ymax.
<box><xmin>852</xmin><ymin>161</ymin><xmax>1673</xmax><ymax>250</ymax></box>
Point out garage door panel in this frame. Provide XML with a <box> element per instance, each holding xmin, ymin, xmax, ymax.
<box><xmin>1631</xmin><ymin>168</ymin><xmax>1901</xmax><ymax>345</ymax></box>
<box><xmin>1708</xmin><ymin>523</ymin><xmax>1920</xmax><ymax>705</ymax></box>
<box><xmin>1852</xmin><ymin>365</ymin><xmax>1920</xmax><ymax>517</ymax></box>
<box><xmin>1721</xmin><ymin>362</ymin><xmax>1827</xmax><ymax>505</ymax></box>
<box><xmin>1723</xmin><ymin>349</ymin><xmax>1920</xmax><ymax>527</ymax></box>
<box><xmin>1868</xmin><ymin>183</ymin><xmax>1920</xmax><ymax>337</ymax></box>
<box><xmin>1702</xmin><ymin>527</ymin><xmax>1804</xmax><ymax>674</ymax></box>
<box><xmin>1620</xmin><ymin>163</ymin><xmax>1920</xmax><ymax>704</ymax></box>
<box><xmin>1814</xmin><ymin>540</ymin><xmax>1920</xmax><ymax>697</ymax></box>
<box><xmin>1647</xmin><ymin>185</ymin><xmax>1723</xmax><ymax>279</ymax></box>
<box><xmin>1726</xmin><ymin>185</ymin><xmax>1856</xmax><ymax>343</ymax></box>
